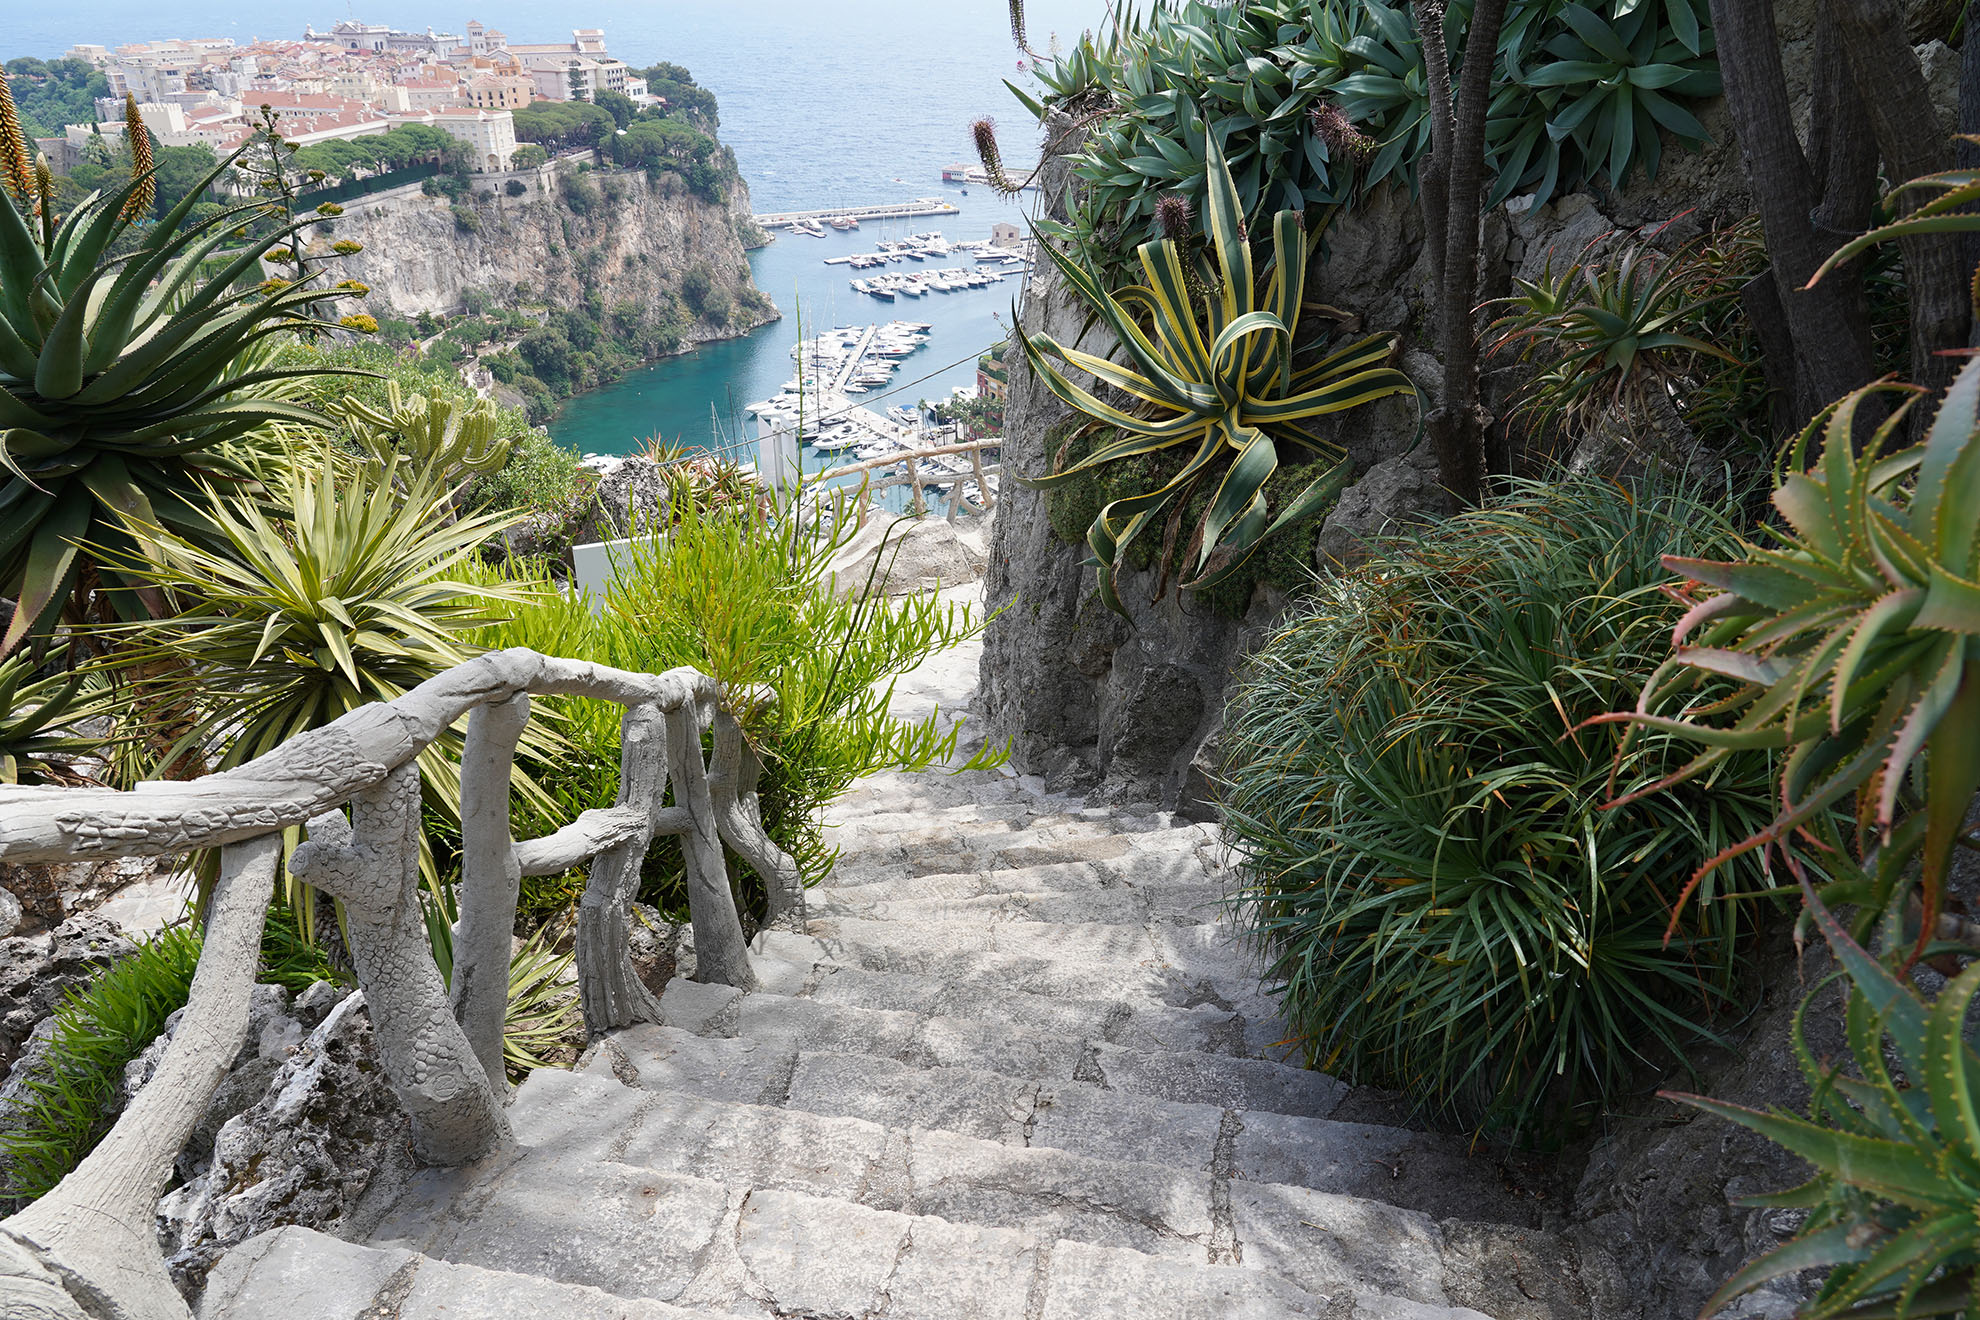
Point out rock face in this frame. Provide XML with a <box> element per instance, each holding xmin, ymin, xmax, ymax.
<box><xmin>1567</xmin><ymin>935</ymin><xmax>1833</xmax><ymax>1319</ymax></box>
<box><xmin>978</xmin><ymin>24</ymin><xmax>1859</xmax><ymax>813</ymax></box>
<box><xmin>825</xmin><ymin>513</ymin><xmax>990</xmax><ymax>597</ymax></box>
<box><xmin>321</xmin><ymin>165</ymin><xmax>776</xmax><ymax>335</ymax></box>
<box><xmin>157</xmin><ymin>989</ymin><xmax>413</xmax><ymax>1298</ymax></box>
<box><xmin>0</xmin><ymin>913</ymin><xmax>133</xmax><ymax>1077</ymax></box>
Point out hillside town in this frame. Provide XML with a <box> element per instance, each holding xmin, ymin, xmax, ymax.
<box><xmin>35</xmin><ymin>20</ymin><xmax>651</xmax><ymax>174</ymax></box>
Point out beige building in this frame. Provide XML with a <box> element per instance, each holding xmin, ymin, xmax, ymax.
<box><xmin>527</xmin><ymin>55</ymin><xmax>630</xmax><ymax>102</ymax></box>
<box><xmin>465</xmin><ymin>75</ymin><xmax>531</xmax><ymax>110</ymax></box>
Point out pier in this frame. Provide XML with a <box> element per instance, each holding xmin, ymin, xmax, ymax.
<box><xmin>831</xmin><ymin>324</ymin><xmax>880</xmax><ymax>393</ymax></box>
<box><xmin>752</xmin><ymin>198</ymin><xmax>961</xmax><ymax>228</ymax></box>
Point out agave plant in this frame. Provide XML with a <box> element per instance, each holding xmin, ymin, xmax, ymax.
<box><xmin>0</xmin><ymin>653</ymin><xmax>112</xmax><ymax>785</ymax></box>
<box><xmin>1605</xmin><ymin>358</ymin><xmax>1980</xmax><ymax>959</ymax></box>
<box><xmin>1668</xmin><ymin>882</ymin><xmax>1980</xmax><ymax>1318</ymax></box>
<box><xmin>1020</xmin><ymin>132</ymin><xmax>1415</xmax><ymax>614</ymax></box>
<box><xmin>0</xmin><ymin>99</ymin><xmax>367</xmax><ymax>657</ymax></box>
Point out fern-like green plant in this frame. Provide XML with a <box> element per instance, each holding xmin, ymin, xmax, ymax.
<box><xmin>1020</xmin><ymin>131</ymin><xmax>1415</xmax><ymax>614</ymax></box>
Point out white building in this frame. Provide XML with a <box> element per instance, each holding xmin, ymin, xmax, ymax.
<box><xmin>527</xmin><ymin>55</ymin><xmax>631</xmax><ymax>102</ymax></box>
<box><xmin>392</xmin><ymin>107</ymin><xmax>519</xmax><ymax>173</ymax></box>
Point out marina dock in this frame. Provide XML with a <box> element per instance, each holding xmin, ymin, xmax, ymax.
<box><xmin>752</xmin><ymin>198</ymin><xmax>961</xmax><ymax>229</ymax></box>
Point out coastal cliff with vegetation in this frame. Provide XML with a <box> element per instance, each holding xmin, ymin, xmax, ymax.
<box><xmin>324</xmin><ymin>164</ymin><xmax>776</xmax><ymax>417</ymax></box>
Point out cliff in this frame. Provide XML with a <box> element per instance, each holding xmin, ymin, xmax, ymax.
<box><xmin>317</xmin><ymin>163</ymin><xmax>776</xmax><ymax>341</ymax></box>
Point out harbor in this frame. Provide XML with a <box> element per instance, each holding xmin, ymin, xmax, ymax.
<box><xmin>752</xmin><ymin>197</ymin><xmax>961</xmax><ymax>231</ymax></box>
<box><xmin>548</xmin><ymin>190</ymin><xmax>1030</xmax><ymax>467</ymax></box>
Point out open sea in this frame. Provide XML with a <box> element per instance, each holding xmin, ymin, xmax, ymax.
<box><xmin>12</xmin><ymin>2</ymin><xmax>1112</xmax><ymax>458</ymax></box>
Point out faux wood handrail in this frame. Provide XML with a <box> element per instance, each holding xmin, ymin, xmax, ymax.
<box><xmin>0</xmin><ymin>648</ymin><xmax>799</xmax><ymax>1320</ymax></box>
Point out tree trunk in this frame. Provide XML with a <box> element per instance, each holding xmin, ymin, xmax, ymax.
<box><xmin>1413</xmin><ymin>0</ymin><xmax>1509</xmax><ymax>508</ymax></box>
<box><xmin>1709</xmin><ymin>0</ymin><xmax>1878</xmax><ymax>430</ymax></box>
<box><xmin>1827</xmin><ymin>0</ymin><xmax>1966</xmax><ymax>406</ymax></box>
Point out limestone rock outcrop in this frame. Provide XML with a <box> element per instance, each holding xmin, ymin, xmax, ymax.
<box><xmin>157</xmin><ymin>989</ymin><xmax>411</xmax><ymax>1298</ymax></box>
<box><xmin>322</xmin><ymin>166</ymin><xmax>775</xmax><ymax>335</ymax></box>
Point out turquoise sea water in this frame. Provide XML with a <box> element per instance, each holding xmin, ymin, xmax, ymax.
<box><xmin>15</xmin><ymin>2</ymin><xmax>1111</xmax><ymax>456</ymax></box>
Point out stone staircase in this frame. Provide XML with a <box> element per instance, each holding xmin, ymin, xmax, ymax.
<box><xmin>197</xmin><ymin>620</ymin><xmax>1603</xmax><ymax>1320</ymax></box>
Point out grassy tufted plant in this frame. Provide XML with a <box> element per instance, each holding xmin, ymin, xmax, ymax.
<box><xmin>1019</xmin><ymin>131</ymin><xmax>1414</xmax><ymax>615</ymax></box>
<box><xmin>0</xmin><ymin>106</ymin><xmax>366</xmax><ymax>657</ymax></box>
<box><xmin>1221</xmin><ymin>475</ymin><xmax>1778</xmax><ymax>1133</ymax></box>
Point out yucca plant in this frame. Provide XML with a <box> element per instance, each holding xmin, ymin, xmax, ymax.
<box><xmin>0</xmin><ymin>653</ymin><xmax>113</xmax><ymax>785</ymax></box>
<box><xmin>420</xmin><ymin>890</ymin><xmax>580</xmax><ymax>1079</ymax></box>
<box><xmin>1020</xmin><ymin>133</ymin><xmax>1415</xmax><ymax>615</ymax></box>
<box><xmin>1668</xmin><ymin>883</ymin><xmax>1980</xmax><ymax>1318</ymax></box>
<box><xmin>1221</xmin><ymin>475</ymin><xmax>1777</xmax><ymax>1134</ymax></box>
<box><xmin>97</xmin><ymin>456</ymin><xmax>534</xmax><ymax>818</ymax></box>
<box><xmin>1605</xmin><ymin>359</ymin><xmax>1980</xmax><ymax>961</ymax></box>
<box><xmin>0</xmin><ymin>90</ymin><xmax>370</xmax><ymax>657</ymax></box>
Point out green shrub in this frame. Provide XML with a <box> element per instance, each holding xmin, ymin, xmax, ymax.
<box><xmin>465</xmin><ymin>476</ymin><xmax>1000</xmax><ymax>922</ymax></box>
<box><xmin>1012</xmin><ymin>0</ymin><xmax>1718</xmax><ymax>271</ymax></box>
<box><xmin>1220</xmin><ymin>476</ymin><xmax>1779</xmax><ymax>1135</ymax></box>
<box><xmin>0</xmin><ymin>927</ymin><xmax>203</xmax><ymax>1207</ymax></box>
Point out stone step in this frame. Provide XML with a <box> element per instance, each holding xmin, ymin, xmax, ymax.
<box><xmin>581</xmin><ymin>1032</ymin><xmax>1556</xmax><ymax>1234</ymax></box>
<box><xmin>822</xmin><ymin>816</ymin><xmax>1213</xmax><ymax>888</ymax></box>
<box><xmin>366</xmin><ymin>1146</ymin><xmax>1543</xmax><ymax>1319</ymax></box>
<box><xmin>199</xmin><ymin>1225</ymin><xmax>744</xmax><ymax>1320</ymax></box>
<box><xmin>748</xmin><ymin>948</ymin><xmax>1282</xmax><ymax>1061</ymax></box>
<box><xmin>815</xmin><ymin>849</ymin><xmax>1219</xmax><ymax>907</ymax></box>
<box><xmin>511</xmin><ymin>1064</ymin><xmax>1540</xmax><ymax>1237</ymax></box>
<box><xmin>832</xmin><ymin>766</ymin><xmax>1035</xmax><ymax>813</ymax></box>
<box><xmin>823</xmin><ymin>798</ymin><xmax>1186</xmax><ymax>841</ymax></box>
<box><xmin>759</xmin><ymin>914</ymin><xmax>1274</xmax><ymax>1014</ymax></box>
<box><xmin>656</xmin><ymin>978</ymin><xmax>1341</xmax><ymax>1119</ymax></box>
<box><xmin>808</xmin><ymin>877</ymin><xmax>1231</xmax><ymax>928</ymax></box>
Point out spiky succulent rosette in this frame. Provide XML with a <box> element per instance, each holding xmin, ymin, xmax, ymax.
<box><xmin>0</xmin><ymin>140</ymin><xmax>369</xmax><ymax>654</ymax></box>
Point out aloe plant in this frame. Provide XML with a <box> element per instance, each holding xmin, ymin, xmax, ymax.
<box><xmin>1020</xmin><ymin>133</ymin><xmax>1415</xmax><ymax>614</ymax></box>
<box><xmin>334</xmin><ymin>380</ymin><xmax>514</xmax><ymax>499</ymax></box>
<box><xmin>1668</xmin><ymin>882</ymin><xmax>1980</xmax><ymax>1318</ymax></box>
<box><xmin>1609</xmin><ymin>357</ymin><xmax>1980</xmax><ymax>963</ymax></box>
<box><xmin>1486</xmin><ymin>230</ymin><xmax>1738</xmax><ymax>441</ymax></box>
<box><xmin>0</xmin><ymin>89</ymin><xmax>367</xmax><ymax>657</ymax></box>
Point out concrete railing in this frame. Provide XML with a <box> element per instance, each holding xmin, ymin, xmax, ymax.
<box><xmin>817</xmin><ymin>437</ymin><xmax>1003</xmax><ymax>523</ymax></box>
<box><xmin>0</xmin><ymin>648</ymin><xmax>798</xmax><ymax>1320</ymax></box>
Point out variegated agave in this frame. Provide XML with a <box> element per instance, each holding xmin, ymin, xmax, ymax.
<box><xmin>1019</xmin><ymin>132</ymin><xmax>1415</xmax><ymax>616</ymax></box>
<box><xmin>1607</xmin><ymin>358</ymin><xmax>1980</xmax><ymax>958</ymax></box>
